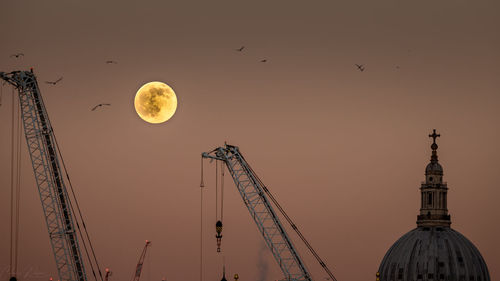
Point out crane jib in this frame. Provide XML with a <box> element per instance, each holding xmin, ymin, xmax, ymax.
<box><xmin>1</xmin><ymin>70</ymin><xmax>88</xmax><ymax>281</ymax></box>
<box><xmin>202</xmin><ymin>144</ymin><xmax>319</xmax><ymax>281</ymax></box>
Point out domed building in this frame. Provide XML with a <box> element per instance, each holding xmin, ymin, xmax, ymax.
<box><xmin>377</xmin><ymin>130</ymin><xmax>490</xmax><ymax>281</ymax></box>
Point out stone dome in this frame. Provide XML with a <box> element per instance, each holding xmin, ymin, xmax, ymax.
<box><xmin>377</xmin><ymin>130</ymin><xmax>490</xmax><ymax>281</ymax></box>
<box><xmin>378</xmin><ymin>226</ymin><xmax>490</xmax><ymax>281</ymax></box>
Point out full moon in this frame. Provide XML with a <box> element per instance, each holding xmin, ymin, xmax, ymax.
<box><xmin>134</xmin><ymin>81</ymin><xmax>177</xmax><ymax>124</ymax></box>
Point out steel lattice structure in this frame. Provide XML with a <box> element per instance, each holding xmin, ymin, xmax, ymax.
<box><xmin>202</xmin><ymin>144</ymin><xmax>312</xmax><ymax>281</ymax></box>
<box><xmin>1</xmin><ymin>70</ymin><xmax>87</xmax><ymax>281</ymax></box>
<box><xmin>132</xmin><ymin>241</ymin><xmax>151</xmax><ymax>281</ymax></box>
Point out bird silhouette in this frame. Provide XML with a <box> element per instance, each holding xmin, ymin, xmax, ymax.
<box><xmin>260</xmin><ymin>59</ymin><xmax>267</xmax><ymax>63</ymax></box>
<box><xmin>236</xmin><ymin>46</ymin><xmax>245</xmax><ymax>52</ymax></box>
<box><xmin>10</xmin><ymin>53</ymin><xmax>24</xmax><ymax>58</ymax></box>
<box><xmin>45</xmin><ymin>77</ymin><xmax>63</xmax><ymax>85</ymax></box>
<box><xmin>105</xmin><ymin>60</ymin><xmax>118</xmax><ymax>64</ymax></box>
<box><xmin>355</xmin><ymin>64</ymin><xmax>365</xmax><ymax>72</ymax></box>
<box><xmin>91</xmin><ymin>103</ymin><xmax>111</xmax><ymax>111</ymax></box>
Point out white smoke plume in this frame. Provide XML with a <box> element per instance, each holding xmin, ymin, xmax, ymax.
<box><xmin>257</xmin><ymin>242</ymin><xmax>269</xmax><ymax>281</ymax></box>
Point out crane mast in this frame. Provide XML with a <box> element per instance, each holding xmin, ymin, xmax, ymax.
<box><xmin>1</xmin><ymin>70</ymin><xmax>87</xmax><ymax>281</ymax></box>
<box><xmin>202</xmin><ymin>144</ymin><xmax>312</xmax><ymax>281</ymax></box>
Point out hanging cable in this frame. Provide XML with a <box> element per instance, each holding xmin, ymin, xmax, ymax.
<box><xmin>200</xmin><ymin>172</ymin><xmax>204</xmax><ymax>281</ymax></box>
<box><xmin>52</xmin><ymin>131</ymin><xmax>103</xmax><ymax>281</ymax></box>
<box><xmin>1</xmin><ymin>84</ymin><xmax>3</xmax><ymax>106</ymax></box>
<box><xmin>241</xmin><ymin>154</ymin><xmax>338</xmax><ymax>281</ymax></box>
<box><xmin>53</xmin><ymin>143</ymin><xmax>98</xmax><ymax>281</ymax></box>
<box><xmin>220</xmin><ymin>160</ymin><xmax>224</xmax><ymax>222</ymax></box>
<box><xmin>215</xmin><ymin>160</ymin><xmax>218</xmax><ymax>221</ymax></box>
<box><xmin>14</xmin><ymin>89</ymin><xmax>22</xmax><ymax>278</ymax></box>
<box><xmin>9</xmin><ymin>87</ymin><xmax>16</xmax><ymax>280</ymax></box>
<box><xmin>200</xmin><ymin>157</ymin><xmax>205</xmax><ymax>188</ymax></box>
<box><xmin>9</xmin><ymin>86</ymin><xmax>22</xmax><ymax>281</ymax></box>
<box><xmin>4</xmin><ymin>71</ymin><xmax>104</xmax><ymax>281</ymax></box>
<box><xmin>215</xmin><ymin>160</ymin><xmax>223</xmax><ymax>253</ymax></box>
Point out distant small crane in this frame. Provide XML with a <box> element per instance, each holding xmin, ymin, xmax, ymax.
<box><xmin>132</xmin><ymin>241</ymin><xmax>152</xmax><ymax>281</ymax></box>
<box><xmin>104</xmin><ymin>268</ymin><xmax>112</xmax><ymax>281</ymax></box>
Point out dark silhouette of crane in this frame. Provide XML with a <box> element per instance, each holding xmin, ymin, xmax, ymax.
<box><xmin>131</xmin><ymin>241</ymin><xmax>152</xmax><ymax>281</ymax></box>
<box><xmin>1</xmin><ymin>69</ymin><xmax>103</xmax><ymax>281</ymax></box>
<box><xmin>202</xmin><ymin>144</ymin><xmax>338</xmax><ymax>281</ymax></box>
<box><xmin>104</xmin><ymin>268</ymin><xmax>112</xmax><ymax>281</ymax></box>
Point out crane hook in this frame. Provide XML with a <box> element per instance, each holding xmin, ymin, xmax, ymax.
<box><xmin>215</xmin><ymin>220</ymin><xmax>223</xmax><ymax>252</ymax></box>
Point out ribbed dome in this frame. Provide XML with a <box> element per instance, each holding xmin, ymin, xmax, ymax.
<box><xmin>378</xmin><ymin>227</ymin><xmax>490</xmax><ymax>281</ymax></box>
<box><xmin>378</xmin><ymin>130</ymin><xmax>490</xmax><ymax>281</ymax></box>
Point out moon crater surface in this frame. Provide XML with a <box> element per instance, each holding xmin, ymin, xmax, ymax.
<box><xmin>134</xmin><ymin>81</ymin><xmax>177</xmax><ymax>124</ymax></box>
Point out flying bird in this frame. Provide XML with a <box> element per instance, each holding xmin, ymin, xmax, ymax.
<box><xmin>260</xmin><ymin>59</ymin><xmax>267</xmax><ymax>63</ymax></box>
<box><xmin>91</xmin><ymin>103</ymin><xmax>111</xmax><ymax>111</ymax></box>
<box><xmin>10</xmin><ymin>53</ymin><xmax>24</xmax><ymax>58</ymax></box>
<box><xmin>105</xmin><ymin>60</ymin><xmax>118</xmax><ymax>64</ymax></box>
<box><xmin>355</xmin><ymin>64</ymin><xmax>365</xmax><ymax>72</ymax></box>
<box><xmin>45</xmin><ymin>77</ymin><xmax>63</xmax><ymax>85</ymax></box>
<box><xmin>236</xmin><ymin>46</ymin><xmax>245</xmax><ymax>52</ymax></box>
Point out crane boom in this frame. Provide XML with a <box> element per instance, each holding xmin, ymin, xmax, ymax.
<box><xmin>1</xmin><ymin>70</ymin><xmax>87</xmax><ymax>281</ymax></box>
<box><xmin>202</xmin><ymin>144</ymin><xmax>312</xmax><ymax>281</ymax></box>
<box><xmin>132</xmin><ymin>241</ymin><xmax>152</xmax><ymax>281</ymax></box>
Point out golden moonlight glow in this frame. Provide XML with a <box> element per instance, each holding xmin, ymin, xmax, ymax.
<box><xmin>134</xmin><ymin>82</ymin><xmax>177</xmax><ymax>124</ymax></box>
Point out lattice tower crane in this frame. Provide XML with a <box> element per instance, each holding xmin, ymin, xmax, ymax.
<box><xmin>0</xmin><ymin>70</ymin><xmax>102</xmax><ymax>281</ymax></box>
<box><xmin>202</xmin><ymin>144</ymin><xmax>338</xmax><ymax>281</ymax></box>
<box><xmin>132</xmin><ymin>240</ymin><xmax>152</xmax><ymax>281</ymax></box>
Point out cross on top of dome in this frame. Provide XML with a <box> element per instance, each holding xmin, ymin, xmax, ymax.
<box><xmin>428</xmin><ymin>129</ymin><xmax>441</xmax><ymax>163</ymax></box>
<box><xmin>429</xmin><ymin>129</ymin><xmax>440</xmax><ymax>150</ymax></box>
<box><xmin>429</xmin><ymin>129</ymin><xmax>440</xmax><ymax>143</ymax></box>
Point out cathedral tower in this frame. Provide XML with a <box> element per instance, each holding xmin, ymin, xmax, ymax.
<box><xmin>377</xmin><ymin>130</ymin><xmax>490</xmax><ymax>281</ymax></box>
<box><xmin>417</xmin><ymin>129</ymin><xmax>451</xmax><ymax>227</ymax></box>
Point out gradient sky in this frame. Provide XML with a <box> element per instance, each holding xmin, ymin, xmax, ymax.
<box><xmin>1</xmin><ymin>1</ymin><xmax>499</xmax><ymax>281</ymax></box>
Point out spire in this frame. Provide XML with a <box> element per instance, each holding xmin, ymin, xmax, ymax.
<box><xmin>417</xmin><ymin>129</ymin><xmax>451</xmax><ymax>228</ymax></box>
<box><xmin>429</xmin><ymin>129</ymin><xmax>440</xmax><ymax>163</ymax></box>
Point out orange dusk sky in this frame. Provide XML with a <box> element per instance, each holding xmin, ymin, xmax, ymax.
<box><xmin>0</xmin><ymin>1</ymin><xmax>499</xmax><ymax>281</ymax></box>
